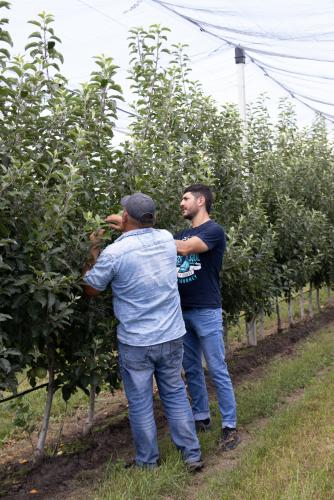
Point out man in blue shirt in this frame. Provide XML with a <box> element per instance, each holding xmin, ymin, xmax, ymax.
<box><xmin>83</xmin><ymin>193</ymin><xmax>202</xmax><ymax>470</ymax></box>
<box><xmin>174</xmin><ymin>184</ymin><xmax>240</xmax><ymax>451</ymax></box>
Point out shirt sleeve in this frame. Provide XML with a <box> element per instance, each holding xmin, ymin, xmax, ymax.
<box><xmin>197</xmin><ymin>223</ymin><xmax>226</xmax><ymax>251</ymax></box>
<box><xmin>83</xmin><ymin>253</ymin><xmax>116</xmax><ymax>291</ymax></box>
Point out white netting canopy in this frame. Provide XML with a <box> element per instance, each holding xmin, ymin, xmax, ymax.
<box><xmin>8</xmin><ymin>0</ymin><xmax>334</xmax><ymax>133</ymax></box>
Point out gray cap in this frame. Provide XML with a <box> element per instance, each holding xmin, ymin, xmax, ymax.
<box><xmin>121</xmin><ymin>192</ymin><xmax>156</xmax><ymax>223</ymax></box>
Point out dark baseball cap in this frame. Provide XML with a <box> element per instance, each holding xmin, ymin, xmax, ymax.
<box><xmin>121</xmin><ymin>192</ymin><xmax>156</xmax><ymax>223</ymax></box>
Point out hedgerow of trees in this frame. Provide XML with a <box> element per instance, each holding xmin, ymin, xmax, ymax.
<box><xmin>1</xmin><ymin>4</ymin><xmax>334</xmax><ymax>457</ymax></box>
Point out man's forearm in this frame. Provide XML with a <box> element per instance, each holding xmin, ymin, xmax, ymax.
<box><xmin>82</xmin><ymin>245</ymin><xmax>101</xmax><ymax>275</ymax></box>
<box><xmin>175</xmin><ymin>239</ymin><xmax>190</xmax><ymax>256</ymax></box>
<box><xmin>82</xmin><ymin>245</ymin><xmax>102</xmax><ymax>297</ymax></box>
<box><xmin>175</xmin><ymin>237</ymin><xmax>209</xmax><ymax>256</ymax></box>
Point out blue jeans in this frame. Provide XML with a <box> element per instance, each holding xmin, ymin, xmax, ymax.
<box><xmin>182</xmin><ymin>308</ymin><xmax>237</xmax><ymax>429</ymax></box>
<box><xmin>118</xmin><ymin>338</ymin><xmax>201</xmax><ymax>466</ymax></box>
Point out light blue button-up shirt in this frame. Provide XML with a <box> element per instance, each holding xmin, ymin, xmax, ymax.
<box><xmin>84</xmin><ymin>228</ymin><xmax>185</xmax><ymax>346</ymax></box>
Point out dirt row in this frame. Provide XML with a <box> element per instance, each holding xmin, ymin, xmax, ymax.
<box><xmin>1</xmin><ymin>306</ymin><xmax>334</xmax><ymax>499</ymax></box>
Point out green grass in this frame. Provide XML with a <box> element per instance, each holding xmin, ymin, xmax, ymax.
<box><xmin>94</xmin><ymin>324</ymin><xmax>334</xmax><ymax>500</ymax></box>
<box><xmin>236</xmin><ymin>325</ymin><xmax>334</xmax><ymax>425</ymax></box>
<box><xmin>199</xmin><ymin>365</ymin><xmax>334</xmax><ymax>500</ymax></box>
<box><xmin>96</xmin><ymin>455</ymin><xmax>190</xmax><ymax>500</ymax></box>
<box><xmin>0</xmin><ymin>379</ymin><xmax>88</xmax><ymax>444</ymax></box>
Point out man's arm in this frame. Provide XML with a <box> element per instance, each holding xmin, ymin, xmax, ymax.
<box><xmin>82</xmin><ymin>230</ymin><xmax>105</xmax><ymax>297</ymax></box>
<box><xmin>84</xmin><ymin>283</ymin><xmax>100</xmax><ymax>297</ymax></box>
<box><xmin>83</xmin><ymin>218</ymin><xmax>120</xmax><ymax>296</ymax></box>
<box><xmin>175</xmin><ymin>236</ymin><xmax>209</xmax><ymax>256</ymax></box>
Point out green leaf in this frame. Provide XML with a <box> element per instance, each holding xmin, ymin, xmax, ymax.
<box><xmin>0</xmin><ymin>29</ymin><xmax>12</xmax><ymax>46</ymax></box>
<box><xmin>0</xmin><ymin>358</ymin><xmax>11</xmax><ymax>373</ymax></box>
<box><xmin>27</xmin><ymin>20</ymin><xmax>42</xmax><ymax>27</ymax></box>
<box><xmin>25</xmin><ymin>41</ymin><xmax>40</xmax><ymax>51</ymax></box>
<box><xmin>28</xmin><ymin>31</ymin><xmax>42</xmax><ymax>39</ymax></box>
<box><xmin>0</xmin><ymin>47</ymin><xmax>10</xmax><ymax>58</ymax></box>
<box><xmin>0</xmin><ymin>313</ymin><xmax>12</xmax><ymax>322</ymax></box>
<box><xmin>5</xmin><ymin>349</ymin><xmax>22</xmax><ymax>357</ymax></box>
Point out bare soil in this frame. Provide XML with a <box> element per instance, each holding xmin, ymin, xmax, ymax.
<box><xmin>1</xmin><ymin>306</ymin><xmax>334</xmax><ymax>500</ymax></box>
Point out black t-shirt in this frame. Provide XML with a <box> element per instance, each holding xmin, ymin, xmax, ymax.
<box><xmin>174</xmin><ymin>220</ymin><xmax>226</xmax><ymax>309</ymax></box>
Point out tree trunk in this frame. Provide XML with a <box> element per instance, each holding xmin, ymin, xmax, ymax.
<box><xmin>276</xmin><ymin>296</ymin><xmax>283</xmax><ymax>332</ymax></box>
<box><xmin>316</xmin><ymin>288</ymin><xmax>321</xmax><ymax>313</ymax></box>
<box><xmin>308</xmin><ymin>285</ymin><xmax>314</xmax><ymax>318</ymax></box>
<box><xmin>287</xmin><ymin>293</ymin><xmax>294</xmax><ymax>327</ymax></box>
<box><xmin>299</xmin><ymin>290</ymin><xmax>305</xmax><ymax>320</ymax></box>
<box><xmin>35</xmin><ymin>355</ymin><xmax>55</xmax><ymax>461</ymax></box>
<box><xmin>246</xmin><ymin>315</ymin><xmax>257</xmax><ymax>346</ymax></box>
<box><xmin>83</xmin><ymin>307</ymin><xmax>97</xmax><ymax>434</ymax></box>
<box><xmin>83</xmin><ymin>384</ymin><xmax>96</xmax><ymax>436</ymax></box>
<box><xmin>258</xmin><ymin>307</ymin><xmax>265</xmax><ymax>339</ymax></box>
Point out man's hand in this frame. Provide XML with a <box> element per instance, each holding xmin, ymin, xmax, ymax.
<box><xmin>83</xmin><ymin>283</ymin><xmax>100</xmax><ymax>297</ymax></box>
<box><xmin>89</xmin><ymin>228</ymin><xmax>105</xmax><ymax>245</ymax></box>
<box><xmin>105</xmin><ymin>214</ymin><xmax>124</xmax><ymax>232</ymax></box>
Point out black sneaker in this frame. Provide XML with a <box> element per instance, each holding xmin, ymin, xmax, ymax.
<box><xmin>186</xmin><ymin>460</ymin><xmax>204</xmax><ymax>473</ymax></box>
<box><xmin>219</xmin><ymin>427</ymin><xmax>240</xmax><ymax>451</ymax></box>
<box><xmin>195</xmin><ymin>418</ymin><xmax>211</xmax><ymax>432</ymax></box>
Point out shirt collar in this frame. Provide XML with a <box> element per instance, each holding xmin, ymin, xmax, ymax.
<box><xmin>115</xmin><ymin>227</ymin><xmax>154</xmax><ymax>243</ymax></box>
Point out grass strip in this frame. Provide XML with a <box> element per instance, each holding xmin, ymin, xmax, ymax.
<box><xmin>95</xmin><ymin>324</ymin><xmax>334</xmax><ymax>500</ymax></box>
<box><xmin>199</xmin><ymin>364</ymin><xmax>334</xmax><ymax>499</ymax></box>
<box><xmin>236</xmin><ymin>325</ymin><xmax>334</xmax><ymax>426</ymax></box>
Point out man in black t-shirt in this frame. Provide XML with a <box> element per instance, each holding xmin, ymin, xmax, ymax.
<box><xmin>174</xmin><ymin>184</ymin><xmax>240</xmax><ymax>451</ymax></box>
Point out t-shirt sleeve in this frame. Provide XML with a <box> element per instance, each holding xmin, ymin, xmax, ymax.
<box><xmin>83</xmin><ymin>252</ymin><xmax>116</xmax><ymax>291</ymax></box>
<box><xmin>174</xmin><ymin>230</ymin><xmax>183</xmax><ymax>240</ymax></box>
<box><xmin>197</xmin><ymin>223</ymin><xmax>226</xmax><ymax>251</ymax></box>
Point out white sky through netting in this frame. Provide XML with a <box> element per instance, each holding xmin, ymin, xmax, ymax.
<box><xmin>7</xmin><ymin>0</ymin><xmax>334</xmax><ymax>140</ymax></box>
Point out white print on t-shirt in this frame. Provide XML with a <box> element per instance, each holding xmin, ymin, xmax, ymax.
<box><xmin>176</xmin><ymin>237</ymin><xmax>201</xmax><ymax>283</ymax></box>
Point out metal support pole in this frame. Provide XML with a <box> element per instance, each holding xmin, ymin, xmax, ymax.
<box><xmin>235</xmin><ymin>46</ymin><xmax>247</xmax><ymax>140</ymax></box>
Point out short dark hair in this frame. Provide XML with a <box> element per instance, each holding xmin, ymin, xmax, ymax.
<box><xmin>183</xmin><ymin>184</ymin><xmax>213</xmax><ymax>213</ymax></box>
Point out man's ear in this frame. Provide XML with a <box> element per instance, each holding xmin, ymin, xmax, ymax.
<box><xmin>122</xmin><ymin>210</ymin><xmax>129</xmax><ymax>224</ymax></box>
<box><xmin>197</xmin><ymin>194</ymin><xmax>206</xmax><ymax>208</ymax></box>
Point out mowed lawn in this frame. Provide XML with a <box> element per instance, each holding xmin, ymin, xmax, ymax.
<box><xmin>95</xmin><ymin>324</ymin><xmax>334</xmax><ymax>500</ymax></box>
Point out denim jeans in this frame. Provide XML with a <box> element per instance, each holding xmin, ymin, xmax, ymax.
<box><xmin>118</xmin><ymin>337</ymin><xmax>201</xmax><ymax>466</ymax></box>
<box><xmin>182</xmin><ymin>307</ymin><xmax>237</xmax><ymax>429</ymax></box>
